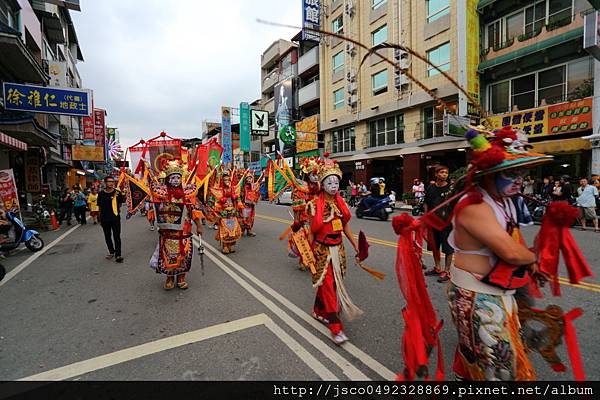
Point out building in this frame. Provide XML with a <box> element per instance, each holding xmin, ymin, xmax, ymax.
<box><xmin>319</xmin><ymin>0</ymin><xmax>471</xmax><ymax>193</ymax></box>
<box><xmin>480</xmin><ymin>0</ymin><xmax>596</xmax><ymax>180</ymax></box>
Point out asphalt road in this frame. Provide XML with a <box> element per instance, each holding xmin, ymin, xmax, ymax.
<box><xmin>0</xmin><ymin>202</ymin><xmax>598</xmax><ymax>381</ymax></box>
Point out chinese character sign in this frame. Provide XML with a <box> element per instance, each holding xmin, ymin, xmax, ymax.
<box><xmin>302</xmin><ymin>0</ymin><xmax>320</xmax><ymax>42</ymax></box>
<box><xmin>221</xmin><ymin>107</ymin><xmax>232</xmax><ymax>164</ymax></box>
<box><xmin>239</xmin><ymin>102</ymin><xmax>251</xmax><ymax>153</ymax></box>
<box><xmin>0</xmin><ymin>169</ymin><xmax>20</xmax><ymax>213</ymax></box>
<box><xmin>82</xmin><ymin>115</ymin><xmax>95</xmax><ymax>140</ymax></box>
<box><xmin>72</xmin><ymin>145</ymin><xmax>105</xmax><ymax>162</ymax></box>
<box><xmin>25</xmin><ymin>152</ymin><xmax>41</xmax><ymax>193</ymax></box>
<box><xmin>489</xmin><ymin>106</ymin><xmax>549</xmax><ymax>137</ymax></box>
<box><xmin>3</xmin><ymin>82</ymin><xmax>91</xmax><ymax>117</ymax></box>
<box><xmin>94</xmin><ymin>109</ymin><xmax>106</xmax><ymax>146</ymax></box>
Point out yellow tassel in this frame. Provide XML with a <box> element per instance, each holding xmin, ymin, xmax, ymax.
<box><xmin>356</xmin><ymin>261</ymin><xmax>386</xmax><ymax>280</ymax></box>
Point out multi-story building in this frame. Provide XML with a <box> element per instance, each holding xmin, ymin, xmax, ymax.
<box><xmin>320</xmin><ymin>0</ymin><xmax>471</xmax><ymax>192</ymax></box>
<box><xmin>480</xmin><ymin>0</ymin><xmax>596</xmax><ymax>180</ymax></box>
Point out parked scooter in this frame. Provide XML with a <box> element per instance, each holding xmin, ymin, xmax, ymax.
<box><xmin>411</xmin><ymin>197</ymin><xmax>425</xmax><ymax>216</ymax></box>
<box><xmin>356</xmin><ymin>195</ymin><xmax>393</xmax><ymax>221</ymax></box>
<box><xmin>0</xmin><ymin>212</ymin><xmax>44</xmax><ymax>253</ymax></box>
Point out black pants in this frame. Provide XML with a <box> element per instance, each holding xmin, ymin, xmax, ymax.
<box><xmin>101</xmin><ymin>220</ymin><xmax>121</xmax><ymax>257</ymax></box>
<box><xmin>74</xmin><ymin>206</ymin><xmax>87</xmax><ymax>224</ymax></box>
<box><xmin>59</xmin><ymin>206</ymin><xmax>73</xmax><ymax>224</ymax></box>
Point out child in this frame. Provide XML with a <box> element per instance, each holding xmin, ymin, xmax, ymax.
<box><xmin>88</xmin><ymin>187</ymin><xmax>99</xmax><ymax>224</ymax></box>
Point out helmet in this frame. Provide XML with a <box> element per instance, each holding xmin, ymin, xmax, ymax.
<box><xmin>369</xmin><ymin>177</ymin><xmax>378</xmax><ymax>185</ymax></box>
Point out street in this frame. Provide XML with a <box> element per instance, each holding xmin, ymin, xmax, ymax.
<box><xmin>0</xmin><ymin>202</ymin><xmax>599</xmax><ymax>381</ymax></box>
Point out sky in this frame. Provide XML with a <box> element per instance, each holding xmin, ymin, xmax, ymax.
<box><xmin>71</xmin><ymin>0</ymin><xmax>301</xmax><ymax>150</ymax></box>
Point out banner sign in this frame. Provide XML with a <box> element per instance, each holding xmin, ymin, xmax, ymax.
<box><xmin>250</xmin><ymin>109</ymin><xmax>269</xmax><ymax>136</ymax></box>
<box><xmin>82</xmin><ymin>115</ymin><xmax>95</xmax><ymax>140</ymax></box>
<box><xmin>295</xmin><ymin>115</ymin><xmax>319</xmax><ymax>153</ymax></box>
<box><xmin>48</xmin><ymin>60</ymin><xmax>67</xmax><ymax>87</ymax></box>
<box><xmin>221</xmin><ymin>107</ymin><xmax>232</xmax><ymax>164</ymax></box>
<box><xmin>240</xmin><ymin>102</ymin><xmax>251</xmax><ymax>152</ymax></box>
<box><xmin>107</xmin><ymin>127</ymin><xmax>117</xmax><ymax>141</ymax></box>
<box><xmin>0</xmin><ymin>169</ymin><xmax>20</xmax><ymax>213</ymax></box>
<box><xmin>148</xmin><ymin>139</ymin><xmax>182</xmax><ymax>172</ymax></box>
<box><xmin>25</xmin><ymin>152</ymin><xmax>41</xmax><ymax>193</ymax></box>
<box><xmin>489</xmin><ymin>98</ymin><xmax>593</xmax><ymax>138</ymax></box>
<box><xmin>93</xmin><ymin>108</ymin><xmax>106</xmax><ymax>146</ymax></box>
<box><xmin>457</xmin><ymin>0</ymin><xmax>480</xmax><ymax>117</ymax></box>
<box><xmin>3</xmin><ymin>82</ymin><xmax>91</xmax><ymax>116</ymax></box>
<box><xmin>72</xmin><ymin>145</ymin><xmax>105</xmax><ymax>162</ymax></box>
<box><xmin>302</xmin><ymin>0</ymin><xmax>320</xmax><ymax>41</ymax></box>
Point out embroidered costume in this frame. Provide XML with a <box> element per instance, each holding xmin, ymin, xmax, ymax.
<box><xmin>212</xmin><ymin>171</ymin><xmax>243</xmax><ymax>254</ymax></box>
<box><xmin>240</xmin><ymin>174</ymin><xmax>261</xmax><ymax>237</ymax></box>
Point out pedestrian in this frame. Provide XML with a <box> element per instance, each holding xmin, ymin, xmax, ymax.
<box><xmin>97</xmin><ymin>176</ymin><xmax>125</xmax><ymax>263</ymax></box>
<box><xmin>551</xmin><ymin>180</ymin><xmax>563</xmax><ymax>201</ymax></box>
<box><xmin>87</xmin><ymin>187</ymin><xmax>99</xmax><ymax>224</ymax></box>
<box><xmin>59</xmin><ymin>188</ymin><xmax>74</xmax><ymax>225</ymax></box>
<box><xmin>576</xmin><ymin>178</ymin><xmax>599</xmax><ymax>232</ymax></box>
<box><xmin>522</xmin><ymin>176</ymin><xmax>534</xmax><ymax>195</ymax></box>
<box><xmin>350</xmin><ymin>181</ymin><xmax>358</xmax><ymax>207</ymax></box>
<box><xmin>559</xmin><ymin>175</ymin><xmax>573</xmax><ymax>204</ymax></box>
<box><xmin>411</xmin><ymin>179</ymin><xmax>425</xmax><ymax>204</ymax></box>
<box><xmin>73</xmin><ymin>186</ymin><xmax>87</xmax><ymax>224</ymax></box>
<box><xmin>378</xmin><ymin>178</ymin><xmax>386</xmax><ymax>196</ymax></box>
<box><xmin>541</xmin><ymin>177</ymin><xmax>553</xmax><ymax>198</ymax></box>
<box><xmin>424</xmin><ymin>165</ymin><xmax>453</xmax><ymax>283</ymax></box>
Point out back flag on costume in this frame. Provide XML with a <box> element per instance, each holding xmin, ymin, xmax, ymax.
<box><xmin>148</xmin><ymin>139</ymin><xmax>182</xmax><ymax>172</ymax></box>
<box><xmin>124</xmin><ymin>174</ymin><xmax>150</xmax><ymax>218</ymax></box>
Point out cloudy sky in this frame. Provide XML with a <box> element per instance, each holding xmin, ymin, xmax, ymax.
<box><xmin>71</xmin><ymin>0</ymin><xmax>301</xmax><ymax>149</ymax></box>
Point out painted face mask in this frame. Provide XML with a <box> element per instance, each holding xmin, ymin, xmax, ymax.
<box><xmin>323</xmin><ymin>175</ymin><xmax>340</xmax><ymax>196</ymax></box>
<box><xmin>495</xmin><ymin>170</ymin><xmax>524</xmax><ymax>197</ymax></box>
<box><xmin>168</xmin><ymin>174</ymin><xmax>182</xmax><ymax>188</ymax></box>
<box><xmin>309</xmin><ymin>173</ymin><xmax>320</xmax><ymax>183</ymax></box>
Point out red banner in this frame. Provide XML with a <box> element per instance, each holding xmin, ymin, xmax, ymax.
<box><xmin>82</xmin><ymin>115</ymin><xmax>94</xmax><ymax>140</ymax></box>
<box><xmin>148</xmin><ymin>139</ymin><xmax>181</xmax><ymax>172</ymax></box>
<box><xmin>93</xmin><ymin>108</ymin><xmax>106</xmax><ymax>146</ymax></box>
<box><xmin>0</xmin><ymin>169</ymin><xmax>20</xmax><ymax>212</ymax></box>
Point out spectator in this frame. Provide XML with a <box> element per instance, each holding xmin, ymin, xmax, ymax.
<box><xmin>98</xmin><ymin>176</ymin><xmax>125</xmax><ymax>263</ymax></box>
<box><xmin>551</xmin><ymin>180</ymin><xmax>562</xmax><ymax>201</ymax></box>
<box><xmin>349</xmin><ymin>181</ymin><xmax>358</xmax><ymax>207</ymax></box>
<box><xmin>358</xmin><ymin>181</ymin><xmax>367</xmax><ymax>195</ymax></box>
<box><xmin>522</xmin><ymin>176</ymin><xmax>534</xmax><ymax>195</ymax></box>
<box><xmin>541</xmin><ymin>177</ymin><xmax>554</xmax><ymax>198</ymax></box>
<box><xmin>73</xmin><ymin>186</ymin><xmax>88</xmax><ymax>225</ymax></box>
<box><xmin>411</xmin><ymin>179</ymin><xmax>425</xmax><ymax>203</ymax></box>
<box><xmin>378</xmin><ymin>178</ymin><xmax>386</xmax><ymax>196</ymax></box>
<box><xmin>559</xmin><ymin>175</ymin><xmax>573</xmax><ymax>204</ymax></box>
<box><xmin>424</xmin><ymin>165</ymin><xmax>454</xmax><ymax>283</ymax></box>
<box><xmin>59</xmin><ymin>188</ymin><xmax>74</xmax><ymax>226</ymax></box>
<box><xmin>576</xmin><ymin>178</ymin><xmax>599</xmax><ymax>232</ymax></box>
<box><xmin>87</xmin><ymin>187</ymin><xmax>99</xmax><ymax>225</ymax></box>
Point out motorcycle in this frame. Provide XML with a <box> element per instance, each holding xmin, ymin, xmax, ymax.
<box><xmin>411</xmin><ymin>197</ymin><xmax>425</xmax><ymax>216</ymax></box>
<box><xmin>356</xmin><ymin>195</ymin><xmax>393</xmax><ymax>221</ymax></box>
<box><xmin>31</xmin><ymin>196</ymin><xmax>51</xmax><ymax>228</ymax></box>
<box><xmin>0</xmin><ymin>212</ymin><xmax>44</xmax><ymax>253</ymax></box>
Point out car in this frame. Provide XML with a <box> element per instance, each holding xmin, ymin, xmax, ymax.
<box><xmin>277</xmin><ymin>188</ymin><xmax>293</xmax><ymax>205</ymax></box>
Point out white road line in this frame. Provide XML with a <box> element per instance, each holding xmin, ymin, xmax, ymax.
<box><xmin>21</xmin><ymin>314</ymin><xmax>325</xmax><ymax>381</ymax></box>
<box><xmin>0</xmin><ymin>224</ymin><xmax>81</xmax><ymax>288</ymax></box>
<box><xmin>197</xmin><ymin>239</ymin><xmax>368</xmax><ymax>380</ymax></box>
<box><xmin>201</xmin><ymin>239</ymin><xmax>396</xmax><ymax>381</ymax></box>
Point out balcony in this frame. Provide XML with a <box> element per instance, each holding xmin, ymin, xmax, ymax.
<box><xmin>263</xmin><ymin>97</ymin><xmax>275</xmax><ymax>115</ymax></box>
<box><xmin>261</xmin><ymin>39</ymin><xmax>296</xmax><ymax>68</ymax></box>
<box><xmin>298</xmin><ymin>46</ymin><xmax>319</xmax><ymax>76</ymax></box>
<box><xmin>298</xmin><ymin>80</ymin><xmax>320</xmax><ymax>107</ymax></box>
<box><xmin>480</xmin><ymin>11</ymin><xmax>584</xmax><ymax>72</ymax></box>
<box><xmin>262</xmin><ymin>71</ymin><xmax>278</xmax><ymax>94</ymax></box>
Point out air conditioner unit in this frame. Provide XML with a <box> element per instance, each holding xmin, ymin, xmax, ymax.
<box><xmin>347</xmin><ymin>94</ymin><xmax>358</xmax><ymax>107</ymax></box>
<box><xmin>346</xmin><ymin>69</ymin><xmax>356</xmax><ymax>81</ymax></box>
<box><xmin>394</xmin><ymin>74</ymin><xmax>410</xmax><ymax>89</ymax></box>
<box><xmin>345</xmin><ymin>0</ymin><xmax>355</xmax><ymax>16</ymax></box>
<box><xmin>345</xmin><ymin>42</ymin><xmax>356</xmax><ymax>56</ymax></box>
<box><xmin>347</xmin><ymin>81</ymin><xmax>357</xmax><ymax>94</ymax></box>
<box><xmin>394</xmin><ymin>48</ymin><xmax>407</xmax><ymax>61</ymax></box>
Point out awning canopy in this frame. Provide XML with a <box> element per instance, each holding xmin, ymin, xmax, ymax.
<box><xmin>478</xmin><ymin>27</ymin><xmax>583</xmax><ymax>72</ymax></box>
<box><xmin>0</xmin><ymin>131</ymin><xmax>27</xmax><ymax>151</ymax></box>
<box><xmin>0</xmin><ymin>31</ymin><xmax>49</xmax><ymax>84</ymax></box>
<box><xmin>0</xmin><ymin>112</ymin><xmax>58</xmax><ymax>147</ymax></box>
<box><xmin>531</xmin><ymin>137</ymin><xmax>591</xmax><ymax>154</ymax></box>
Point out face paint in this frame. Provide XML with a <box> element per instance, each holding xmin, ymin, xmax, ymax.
<box><xmin>323</xmin><ymin>175</ymin><xmax>340</xmax><ymax>196</ymax></box>
<box><xmin>495</xmin><ymin>171</ymin><xmax>523</xmax><ymax>197</ymax></box>
<box><xmin>309</xmin><ymin>174</ymin><xmax>320</xmax><ymax>183</ymax></box>
<box><xmin>168</xmin><ymin>174</ymin><xmax>182</xmax><ymax>188</ymax></box>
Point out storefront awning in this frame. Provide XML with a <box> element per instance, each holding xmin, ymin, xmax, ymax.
<box><xmin>531</xmin><ymin>137</ymin><xmax>591</xmax><ymax>154</ymax></box>
<box><xmin>0</xmin><ymin>111</ymin><xmax>58</xmax><ymax>147</ymax></box>
<box><xmin>0</xmin><ymin>131</ymin><xmax>27</xmax><ymax>151</ymax></box>
<box><xmin>478</xmin><ymin>27</ymin><xmax>583</xmax><ymax>72</ymax></box>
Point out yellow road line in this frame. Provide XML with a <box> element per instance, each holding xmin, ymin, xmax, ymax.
<box><xmin>256</xmin><ymin>213</ymin><xmax>599</xmax><ymax>293</ymax></box>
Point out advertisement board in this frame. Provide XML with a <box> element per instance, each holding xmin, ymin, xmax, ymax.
<box><xmin>221</xmin><ymin>107</ymin><xmax>232</xmax><ymax>164</ymax></box>
<box><xmin>0</xmin><ymin>169</ymin><xmax>20</xmax><ymax>212</ymax></box>
<box><xmin>295</xmin><ymin>115</ymin><xmax>319</xmax><ymax>153</ymax></box>
<box><xmin>3</xmin><ymin>82</ymin><xmax>91</xmax><ymax>116</ymax></box>
<box><xmin>72</xmin><ymin>145</ymin><xmax>105</xmax><ymax>162</ymax></box>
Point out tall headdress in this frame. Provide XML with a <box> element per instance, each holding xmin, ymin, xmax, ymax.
<box><xmin>316</xmin><ymin>153</ymin><xmax>342</xmax><ymax>182</ymax></box>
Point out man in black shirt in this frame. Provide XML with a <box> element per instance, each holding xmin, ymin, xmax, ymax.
<box><xmin>97</xmin><ymin>176</ymin><xmax>125</xmax><ymax>262</ymax></box>
<box><xmin>424</xmin><ymin>165</ymin><xmax>454</xmax><ymax>282</ymax></box>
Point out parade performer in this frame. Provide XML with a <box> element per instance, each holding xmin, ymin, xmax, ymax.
<box><xmin>393</xmin><ymin>126</ymin><xmax>592</xmax><ymax>380</ymax></box>
<box><xmin>307</xmin><ymin>157</ymin><xmax>383</xmax><ymax>345</ymax></box>
<box><xmin>149</xmin><ymin>160</ymin><xmax>203</xmax><ymax>290</ymax></box>
<box><xmin>240</xmin><ymin>173</ymin><xmax>262</xmax><ymax>237</ymax></box>
<box><xmin>212</xmin><ymin>170</ymin><xmax>243</xmax><ymax>254</ymax></box>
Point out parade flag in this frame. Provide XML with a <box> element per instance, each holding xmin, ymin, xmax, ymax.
<box><xmin>266</xmin><ymin>158</ymin><xmax>294</xmax><ymax>201</ymax></box>
<box><xmin>124</xmin><ymin>172</ymin><xmax>150</xmax><ymax>218</ymax></box>
<box><xmin>147</xmin><ymin>139</ymin><xmax>181</xmax><ymax>172</ymax></box>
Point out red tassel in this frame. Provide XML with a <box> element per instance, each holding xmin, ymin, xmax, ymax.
<box><xmin>563</xmin><ymin>308</ymin><xmax>586</xmax><ymax>381</ymax></box>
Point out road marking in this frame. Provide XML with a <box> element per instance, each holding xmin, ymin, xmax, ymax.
<box><xmin>197</xmin><ymin>238</ymin><xmax>369</xmax><ymax>380</ymax></box>
<box><xmin>0</xmin><ymin>224</ymin><xmax>82</xmax><ymax>288</ymax></box>
<box><xmin>200</xmin><ymin>238</ymin><xmax>395</xmax><ymax>380</ymax></box>
<box><xmin>256</xmin><ymin>213</ymin><xmax>600</xmax><ymax>294</ymax></box>
<box><xmin>19</xmin><ymin>313</ymin><xmax>334</xmax><ymax>381</ymax></box>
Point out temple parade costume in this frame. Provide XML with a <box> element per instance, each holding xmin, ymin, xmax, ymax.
<box><xmin>212</xmin><ymin>170</ymin><xmax>243</xmax><ymax>254</ymax></box>
<box><xmin>392</xmin><ymin>125</ymin><xmax>592</xmax><ymax>381</ymax></box>
<box><xmin>240</xmin><ymin>174</ymin><xmax>262</xmax><ymax>237</ymax></box>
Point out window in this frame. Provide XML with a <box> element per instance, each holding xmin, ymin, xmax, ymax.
<box><xmin>525</xmin><ymin>1</ymin><xmax>546</xmax><ymax>34</ymax></box>
<box><xmin>567</xmin><ymin>57</ymin><xmax>593</xmax><ymax>95</ymax></box>
<box><xmin>332</xmin><ymin>51</ymin><xmax>344</xmax><ymax>74</ymax></box>
<box><xmin>372</xmin><ymin>0</ymin><xmax>387</xmax><ymax>10</ymax></box>
<box><xmin>538</xmin><ymin>66</ymin><xmax>566</xmax><ymax>105</ymax></box>
<box><xmin>332</xmin><ymin>127</ymin><xmax>356</xmax><ymax>153</ymax></box>
<box><xmin>427</xmin><ymin>0</ymin><xmax>449</xmax><ymax>23</ymax></box>
<box><xmin>369</xmin><ymin>115</ymin><xmax>404</xmax><ymax>147</ymax></box>
<box><xmin>372</xmin><ymin>24</ymin><xmax>388</xmax><ymax>46</ymax></box>
<box><xmin>487</xmin><ymin>20</ymin><xmax>502</xmax><ymax>49</ymax></box>
<box><xmin>427</xmin><ymin>42</ymin><xmax>450</xmax><ymax>76</ymax></box>
<box><xmin>506</xmin><ymin>11</ymin><xmax>524</xmax><ymax>41</ymax></box>
<box><xmin>548</xmin><ymin>0</ymin><xmax>572</xmax><ymax>24</ymax></box>
<box><xmin>372</xmin><ymin>69</ymin><xmax>388</xmax><ymax>95</ymax></box>
<box><xmin>332</xmin><ymin>15</ymin><xmax>343</xmax><ymax>35</ymax></box>
<box><xmin>511</xmin><ymin>74</ymin><xmax>536</xmax><ymax>110</ymax></box>
<box><xmin>0</xmin><ymin>1</ymin><xmax>16</xmax><ymax>28</ymax></box>
<box><xmin>490</xmin><ymin>81</ymin><xmax>510</xmax><ymax>114</ymax></box>
<box><xmin>333</xmin><ymin>88</ymin><xmax>344</xmax><ymax>110</ymax></box>
<box><xmin>423</xmin><ymin>107</ymin><xmax>445</xmax><ymax>139</ymax></box>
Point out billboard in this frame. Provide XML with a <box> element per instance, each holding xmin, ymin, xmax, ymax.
<box><xmin>295</xmin><ymin>115</ymin><xmax>319</xmax><ymax>153</ymax></box>
<box><xmin>0</xmin><ymin>169</ymin><xmax>20</xmax><ymax>213</ymax></box>
<box><xmin>274</xmin><ymin>79</ymin><xmax>294</xmax><ymax>157</ymax></box>
<box><xmin>221</xmin><ymin>107</ymin><xmax>232</xmax><ymax>164</ymax></box>
<box><xmin>3</xmin><ymin>82</ymin><xmax>91</xmax><ymax>117</ymax></box>
<box><xmin>457</xmin><ymin>0</ymin><xmax>480</xmax><ymax>117</ymax></box>
<box><xmin>250</xmin><ymin>109</ymin><xmax>269</xmax><ymax>135</ymax></box>
<box><xmin>82</xmin><ymin>115</ymin><xmax>95</xmax><ymax>140</ymax></box>
<box><xmin>93</xmin><ymin>108</ymin><xmax>106</xmax><ymax>146</ymax></box>
<box><xmin>48</xmin><ymin>60</ymin><xmax>67</xmax><ymax>87</ymax></box>
<box><xmin>72</xmin><ymin>145</ymin><xmax>105</xmax><ymax>162</ymax></box>
<box><xmin>239</xmin><ymin>102</ymin><xmax>251</xmax><ymax>152</ymax></box>
<box><xmin>302</xmin><ymin>0</ymin><xmax>320</xmax><ymax>41</ymax></box>
<box><xmin>488</xmin><ymin>98</ymin><xmax>593</xmax><ymax>138</ymax></box>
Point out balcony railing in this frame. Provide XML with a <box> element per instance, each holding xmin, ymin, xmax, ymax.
<box><xmin>298</xmin><ymin>80</ymin><xmax>320</xmax><ymax>106</ymax></box>
<box><xmin>298</xmin><ymin>46</ymin><xmax>319</xmax><ymax>75</ymax></box>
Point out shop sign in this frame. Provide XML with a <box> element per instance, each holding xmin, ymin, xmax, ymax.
<box><xmin>25</xmin><ymin>152</ymin><xmax>41</xmax><ymax>193</ymax></box>
<box><xmin>0</xmin><ymin>169</ymin><xmax>20</xmax><ymax>212</ymax></box>
<box><xmin>3</xmin><ymin>82</ymin><xmax>91</xmax><ymax>117</ymax></box>
<box><xmin>72</xmin><ymin>145</ymin><xmax>105</xmax><ymax>162</ymax></box>
<box><xmin>295</xmin><ymin>115</ymin><xmax>319</xmax><ymax>153</ymax></box>
<box><xmin>355</xmin><ymin>161</ymin><xmax>365</xmax><ymax>170</ymax></box>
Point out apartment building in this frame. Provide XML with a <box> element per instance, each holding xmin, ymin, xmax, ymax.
<box><xmin>480</xmin><ymin>0</ymin><xmax>597</xmax><ymax>179</ymax></box>
<box><xmin>320</xmin><ymin>0</ymin><xmax>472</xmax><ymax>192</ymax></box>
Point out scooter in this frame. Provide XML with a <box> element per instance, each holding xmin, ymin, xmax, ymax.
<box><xmin>411</xmin><ymin>197</ymin><xmax>425</xmax><ymax>216</ymax></box>
<box><xmin>356</xmin><ymin>195</ymin><xmax>393</xmax><ymax>221</ymax></box>
<box><xmin>0</xmin><ymin>212</ymin><xmax>44</xmax><ymax>253</ymax></box>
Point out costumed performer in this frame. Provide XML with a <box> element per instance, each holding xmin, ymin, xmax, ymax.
<box><xmin>213</xmin><ymin>170</ymin><xmax>243</xmax><ymax>254</ymax></box>
<box><xmin>240</xmin><ymin>172</ymin><xmax>262</xmax><ymax>237</ymax></box>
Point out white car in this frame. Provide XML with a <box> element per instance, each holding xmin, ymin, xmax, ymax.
<box><xmin>276</xmin><ymin>188</ymin><xmax>293</xmax><ymax>205</ymax></box>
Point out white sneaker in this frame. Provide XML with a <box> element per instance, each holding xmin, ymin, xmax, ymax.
<box><xmin>332</xmin><ymin>331</ymin><xmax>348</xmax><ymax>345</ymax></box>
